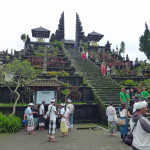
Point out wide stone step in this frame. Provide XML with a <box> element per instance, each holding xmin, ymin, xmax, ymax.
<box><xmin>102</xmin><ymin>101</ymin><xmax>120</xmax><ymax>104</ymax></box>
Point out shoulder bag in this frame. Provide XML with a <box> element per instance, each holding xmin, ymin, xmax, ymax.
<box><xmin>116</xmin><ymin>118</ymin><xmax>126</xmax><ymax>126</ymax></box>
<box><xmin>124</xmin><ymin>116</ymin><xmax>142</xmax><ymax>146</ymax></box>
<box><xmin>113</xmin><ymin>114</ymin><xmax>118</xmax><ymax>122</ymax></box>
<box><xmin>124</xmin><ymin>123</ymin><xmax>136</xmax><ymax>146</ymax></box>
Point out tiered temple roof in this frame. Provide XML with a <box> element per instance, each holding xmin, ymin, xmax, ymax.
<box><xmin>88</xmin><ymin>31</ymin><xmax>104</xmax><ymax>42</ymax></box>
<box><xmin>32</xmin><ymin>27</ymin><xmax>50</xmax><ymax>38</ymax></box>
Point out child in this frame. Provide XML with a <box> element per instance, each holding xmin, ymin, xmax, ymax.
<box><xmin>106</xmin><ymin>66</ymin><xmax>111</xmax><ymax>76</ymax></box>
<box><xmin>86</xmin><ymin>50</ymin><xmax>88</xmax><ymax>60</ymax></box>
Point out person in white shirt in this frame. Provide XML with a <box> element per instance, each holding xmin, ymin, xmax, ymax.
<box><xmin>106</xmin><ymin>102</ymin><xmax>117</xmax><ymax>136</ymax></box>
<box><xmin>26</xmin><ymin>103</ymin><xmax>36</xmax><ymax>135</ymax></box>
<box><xmin>39</xmin><ymin>101</ymin><xmax>45</xmax><ymax>131</ymax></box>
<box><xmin>86</xmin><ymin>50</ymin><xmax>89</xmax><ymax>60</ymax></box>
<box><xmin>47</xmin><ymin>99</ymin><xmax>57</xmax><ymax>142</ymax></box>
<box><xmin>106</xmin><ymin>66</ymin><xmax>111</xmax><ymax>76</ymax></box>
<box><xmin>60</xmin><ymin>103</ymin><xmax>70</xmax><ymax>137</ymax></box>
<box><xmin>66</xmin><ymin>99</ymin><xmax>74</xmax><ymax>130</ymax></box>
<box><xmin>130</xmin><ymin>101</ymin><xmax>150</xmax><ymax>150</ymax></box>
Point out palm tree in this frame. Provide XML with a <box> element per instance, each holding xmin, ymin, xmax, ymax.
<box><xmin>20</xmin><ymin>34</ymin><xmax>27</xmax><ymax>42</ymax></box>
<box><xmin>119</xmin><ymin>41</ymin><xmax>125</xmax><ymax>58</ymax></box>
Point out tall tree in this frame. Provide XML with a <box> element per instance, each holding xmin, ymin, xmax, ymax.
<box><xmin>119</xmin><ymin>41</ymin><xmax>125</xmax><ymax>57</ymax></box>
<box><xmin>139</xmin><ymin>23</ymin><xmax>150</xmax><ymax>60</ymax></box>
<box><xmin>2</xmin><ymin>60</ymin><xmax>36</xmax><ymax>115</ymax></box>
<box><xmin>20</xmin><ymin>34</ymin><xmax>27</xmax><ymax>42</ymax></box>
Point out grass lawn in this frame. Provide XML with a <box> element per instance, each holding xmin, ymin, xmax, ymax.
<box><xmin>0</xmin><ymin>103</ymin><xmax>27</xmax><ymax>107</ymax></box>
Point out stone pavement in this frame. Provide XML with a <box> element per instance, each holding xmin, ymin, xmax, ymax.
<box><xmin>0</xmin><ymin>125</ymin><xmax>132</xmax><ymax>150</ymax></box>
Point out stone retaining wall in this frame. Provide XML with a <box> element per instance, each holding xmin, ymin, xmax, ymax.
<box><xmin>0</xmin><ymin>104</ymin><xmax>99</xmax><ymax>124</ymax></box>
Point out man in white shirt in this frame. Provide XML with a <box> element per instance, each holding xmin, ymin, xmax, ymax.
<box><xmin>130</xmin><ymin>101</ymin><xmax>150</xmax><ymax>150</ymax></box>
<box><xmin>66</xmin><ymin>99</ymin><xmax>74</xmax><ymax>130</ymax></box>
<box><xmin>39</xmin><ymin>101</ymin><xmax>45</xmax><ymax>131</ymax></box>
<box><xmin>26</xmin><ymin>103</ymin><xmax>36</xmax><ymax>135</ymax></box>
<box><xmin>60</xmin><ymin>103</ymin><xmax>70</xmax><ymax>137</ymax></box>
<box><xmin>48</xmin><ymin>98</ymin><xmax>57</xmax><ymax>142</ymax></box>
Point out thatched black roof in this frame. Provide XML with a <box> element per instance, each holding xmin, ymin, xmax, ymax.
<box><xmin>88</xmin><ymin>31</ymin><xmax>104</xmax><ymax>37</ymax></box>
<box><xmin>32</xmin><ymin>27</ymin><xmax>50</xmax><ymax>38</ymax></box>
<box><xmin>88</xmin><ymin>31</ymin><xmax>104</xmax><ymax>41</ymax></box>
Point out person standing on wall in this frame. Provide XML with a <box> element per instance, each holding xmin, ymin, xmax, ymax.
<box><xmin>66</xmin><ymin>99</ymin><xmax>74</xmax><ymax>131</ymax></box>
<box><xmin>85</xmin><ymin>50</ymin><xmax>89</xmax><ymax>60</ymax></box>
<box><xmin>81</xmin><ymin>49</ymin><xmax>85</xmax><ymax>60</ymax></box>
<box><xmin>39</xmin><ymin>101</ymin><xmax>45</xmax><ymax>131</ymax></box>
<box><xmin>100</xmin><ymin>62</ymin><xmax>106</xmax><ymax>76</ymax></box>
<box><xmin>48</xmin><ymin>98</ymin><xmax>57</xmax><ymax>142</ymax></box>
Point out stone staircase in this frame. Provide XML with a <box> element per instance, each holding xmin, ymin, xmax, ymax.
<box><xmin>66</xmin><ymin>48</ymin><xmax>150</xmax><ymax>121</ymax></box>
<box><xmin>67</xmin><ymin>48</ymin><xmax>121</xmax><ymax>109</ymax></box>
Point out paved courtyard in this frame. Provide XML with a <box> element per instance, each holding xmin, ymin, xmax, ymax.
<box><xmin>0</xmin><ymin>125</ymin><xmax>132</xmax><ymax>150</ymax></box>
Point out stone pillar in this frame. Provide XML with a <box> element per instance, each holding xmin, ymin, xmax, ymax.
<box><xmin>42</xmin><ymin>47</ymin><xmax>47</xmax><ymax>75</ymax></box>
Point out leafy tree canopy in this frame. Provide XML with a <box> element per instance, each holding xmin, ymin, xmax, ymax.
<box><xmin>20</xmin><ymin>34</ymin><xmax>27</xmax><ymax>42</ymax></box>
<box><xmin>2</xmin><ymin>60</ymin><xmax>36</xmax><ymax>115</ymax></box>
<box><xmin>139</xmin><ymin>23</ymin><xmax>150</xmax><ymax>60</ymax></box>
<box><xmin>119</xmin><ymin>41</ymin><xmax>125</xmax><ymax>54</ymax></box>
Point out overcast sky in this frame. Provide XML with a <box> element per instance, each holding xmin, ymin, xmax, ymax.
<box><xmin>0</xmin><ymin>0</ymin><xmax>150</xmax><ymax>62</ymax></box>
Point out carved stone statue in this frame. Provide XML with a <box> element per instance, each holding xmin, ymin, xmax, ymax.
<box><xmin>111</xmin><ymin>65</ymin><xmax>116</xmax><ymax>76</ymax></box>
<box><xmin>137</xmin><ymin>67</ymin><xmax>143</xmax><ymax>77</ymax></box>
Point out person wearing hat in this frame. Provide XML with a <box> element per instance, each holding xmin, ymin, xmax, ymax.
<box><xmin>66</xmin><ymin>99</ymin><xmax>74</xmax><ymax>131</ymax></box>
<box><xmin>120</xmin><ymin>88</ymin><xmax>126</xmax><ymax>103</ymax></box>
<box><xmin>47</xmin><ymin>98</ymin><xmax>57</xmax><ymax>142</ymax></box>
<box><xmin>26</xmin><ymin>103</ymin><xmax>37</xmax><ymax>135</ymax></box>
<box><xmin>60</xmin><ymin>103</ymin><xmax>70</xmax><ymax>137</ymax></box>
<box><xmin>130</xmin><ymin>101</ymin><xmax>150</xmax><ymax>150</ymax></box>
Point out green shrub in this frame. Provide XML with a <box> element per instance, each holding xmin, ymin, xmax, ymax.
<box><xmin>121</xmin><ymin>79</ymin><xmax>137</xmax><ymax>86</ymax></box>
<box><xmin>0</xmin><ymin>112</ymin><xmax>21</xmax><ymax>133</ymax></box>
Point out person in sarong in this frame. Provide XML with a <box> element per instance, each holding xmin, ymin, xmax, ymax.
<box><xmin>106</xmin><ymin>102</ymin><xmax>117</xmax><ymax>136</ymax></box>
<box><xmin>101</xmin><ymin>62</ymin><xmax>106</xmax><ymax>76</ymax></box>
<box><xmin>23</xmin><ymin>107</ymin><xmax>27</xmax><ymax>130</ymax></box>
<box><xmin>66</xmin><ymin>99</ymin><xmax>74</xmax><ymax>131</ymax></box>
<box><xmin>60</xmin><ymin>103</ymin><xmax>70</xmax><ymax>137</ymax></box>
<box><xmin>119</xmin><ymin>103</ymin><xmax>128</xmax><ymax>141</ymax></box>
<box><xmin>33</xmin><ymin>105</ymin><xmax>39</xmax><ymax>129</ymax></box>
<box><xmin>81</xmin><ymin>50</ymin><xmax>85</xmax><ymax>60</ymax></box>
<box><xmin>56</xmin><ymin>104</ymin><xmax>61</xmax><ymax>128</ymax></box>
<box><xmin>48</xmin><ymin>99</ymin><xmax>57</xmax><ymax>142</ymax></box>
<box><xmin>39</xmin><ymin>101</ymin><xmax>45</xmax><ymax>131</ymax></box>
<box><xmin>26</xmin><ymin>103</ymin><xmax>37</xmax><ymax>135</ymax></box>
